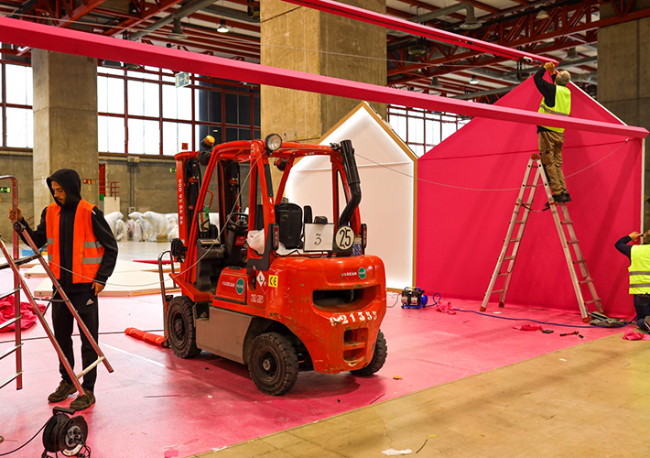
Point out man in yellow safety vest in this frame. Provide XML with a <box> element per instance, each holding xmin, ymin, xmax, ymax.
<box><xmin>615</xmin><ymin>231</ymin><xmax>650</xmax><ymax>330</ymax></box>
<box><xmin>534</xmin><ymin>62</ymin><xmax>572</xmax><ymax>204</ymax></box>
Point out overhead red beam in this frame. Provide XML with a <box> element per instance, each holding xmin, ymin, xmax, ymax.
<box><xmin>0</xmin><ymin>17</ymin><xmax>644</xmax><ymax>138</ymax></box>
<box><xmin>279</xmin><ymin>0</ymin><xmax>557</xmax><ymax>65</ymax></box>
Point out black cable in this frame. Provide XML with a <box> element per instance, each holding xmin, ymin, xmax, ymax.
<box><xmin>454</xmin><ymin>307</ymin><xmax>633</xmax><ymax>329</ymax></box>
<box><xmin>0</xmin><ymin>420</ymin><xmax>48</xmax><ymax>456</ymax></box>
<box><xmin>387</xmin><ymin>294</ymin><xmax>400</xmax><ymax>308</ymax></box>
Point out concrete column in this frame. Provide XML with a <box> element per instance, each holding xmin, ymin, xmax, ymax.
<box><xmin>598</xmin><ymin>15</ymin><xmax>650</xmax><ymax>226</ymax></box>
<box><xmin>260</xmin><ymin>0</ymin><xmax>387</xmax><ymax>145</ymax></box>
<box><xmin>32</xmin><ymin>50</ymin><xmax>98</xmax><ymax>212</ymax></box>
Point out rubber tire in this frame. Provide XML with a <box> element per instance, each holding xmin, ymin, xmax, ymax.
<box><xmin>351</xmin><ymin>330</ymin><xmax>387</xmax><ymax>376</ymax></box>
<box><xmin>167</xmin><ymin>296</ymin><xmax>201</xmax><ymax>359</ymax></box>
<box><xmin>247</xmin><ymin>333</ymin><xmax>299</xmax><ymax>396</ymax></box>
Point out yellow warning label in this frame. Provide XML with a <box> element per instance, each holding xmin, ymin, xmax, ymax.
<box><xmin>269</xmin><ymin>275</ymin><xmax>278</xmax><ymax>288</ymax></box>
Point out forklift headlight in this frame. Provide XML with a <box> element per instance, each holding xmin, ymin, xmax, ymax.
<box><xmin>265</xmin><ymin>133</ymin><xmax>283</xmax><ymax>152</ymax></box>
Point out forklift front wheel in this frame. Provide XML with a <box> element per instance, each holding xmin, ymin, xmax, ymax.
<box><xmin>247</xmin><ymin>333</ymin><xmax>298</xmax><ymax>396</ymax></box>
<box><xmin>351</xmin><ymin>330</ymin><xmax>387</xmax><ymax>376</ymax></box>
<box><xmin>167</xmin><ymin>296</ymin><xmax>202</xmax><ymax>359</ymax></box>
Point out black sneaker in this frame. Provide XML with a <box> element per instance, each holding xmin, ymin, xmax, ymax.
<box><xmin>70</xmin><ymin>390</ymin><xmax>96</xmax><ymax>411</ymax></box>
<box><xmin>48</xmin><ymin>381</ymin><xmax>77</xmax><ymax>403</ymax></box>
<box><xmin>562</xmin><ymin>193</ymin><xmax>572</xmax><ymax>203</ymax></box>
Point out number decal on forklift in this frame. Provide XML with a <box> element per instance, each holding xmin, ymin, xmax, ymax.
<box><xmin>329</xmin><ymin>311</ymin><xmax>378</xmax><ymax>326</ymax></box>
<box><xmin>251</xmin><ymin>294</ymin><xmax>265</xmax><ymax>304</ymax></box>
<box><xmin>269</xmin><ymin>275</ymin><xmax>278</xmax><ymax>287</ymax></box>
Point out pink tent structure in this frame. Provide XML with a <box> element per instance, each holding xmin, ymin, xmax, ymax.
<box><xmin>417</xmin><ymin>76</ymin><xmax>645</xmax><ymax>317</ymax></box>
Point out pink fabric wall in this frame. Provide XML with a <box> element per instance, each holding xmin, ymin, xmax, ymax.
<box><xmin>417</xmin><ymin>76</ymin><xmax>644</xmax><ymax>316</ymax></box>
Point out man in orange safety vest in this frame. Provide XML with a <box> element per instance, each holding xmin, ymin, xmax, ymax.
<box><xmin>9</xmin><ymin>169</ymin><xmax>117</xmax><ymax>411</ymax></box>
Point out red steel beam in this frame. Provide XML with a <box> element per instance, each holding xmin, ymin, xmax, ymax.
<box><xmin>0</xmin><ymin>17</ymin><xmax>643</xmax><ymax>138</ymax></box>
<box><xmin>280</xmin><ymin>0</ymin><xmax>556</xmax><ymax>65</ymax></box>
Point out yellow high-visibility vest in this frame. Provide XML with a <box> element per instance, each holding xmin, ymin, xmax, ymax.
<box><xmin>539</xmin><ymin>84</ymin><xmax>571</xmax><ymax>133</ymax></box>
<box><xmin>629</xmin><ymin>244</ymin><xmax>650</xmax><ymax>294</ymax></box>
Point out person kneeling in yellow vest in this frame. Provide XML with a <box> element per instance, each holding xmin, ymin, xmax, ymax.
<box><xmin>615</xmin><ymin>231</ymin><xmax>650</xmax><ymax>331</ymax></box>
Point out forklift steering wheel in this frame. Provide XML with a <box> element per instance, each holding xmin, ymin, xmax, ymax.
<box><xmin>226</xmin><ymin>212</ymin><xmax>249</xmax><ymax>228</ymax></box>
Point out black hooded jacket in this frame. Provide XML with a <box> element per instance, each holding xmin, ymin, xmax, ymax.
<box><xmin>21</xmin><ymin>169</ymin><xmax>118</xmax><ymax>293</ymax></box>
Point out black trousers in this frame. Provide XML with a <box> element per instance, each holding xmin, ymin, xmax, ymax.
<box><xmin>633</xmin><ymin>294</ymin><xmax>650</xmax><ymax>328</ymax></box>
<box><xmin>52</xmin><ymin>289</ymin><xmax>99</xmax><ymax>391</ymax></box>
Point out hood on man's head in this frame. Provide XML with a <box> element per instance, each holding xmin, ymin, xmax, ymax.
<box><xmin>47</xmin><ymin>169</ymin><xmax>82</xmax><ymax>208</ymax></box>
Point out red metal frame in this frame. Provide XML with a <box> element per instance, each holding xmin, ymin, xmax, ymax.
<box><xmin>0</xmin><ymin>16</ymin><xmax>644</xmax><ymax>138</ymax></box>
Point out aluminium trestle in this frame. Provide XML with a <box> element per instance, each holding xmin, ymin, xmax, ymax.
<box><xmin>481</xmin><ymin>154</ymin><xmax>603</xmax><ymax>321</ymax></box>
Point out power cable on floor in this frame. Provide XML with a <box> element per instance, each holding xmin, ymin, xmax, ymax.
<box><xmin>0</xmin><ymin>421</ymin><xmax>47</xmax><ymax>457</ymax></box>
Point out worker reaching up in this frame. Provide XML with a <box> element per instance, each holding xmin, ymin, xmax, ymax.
<box><xmin>8</xmin><ymin>169</ymin><xmax>117</xmax><ymax>411</ymax></box>
<box><xmin>534</xmin><ymin>61</ymin><xmax>572</xmax><ymax>204</ymax></box>
<box><xmin>615</xmin><ymin>231</ymin><xmax>650</xmax><ymax>331</ymax></box>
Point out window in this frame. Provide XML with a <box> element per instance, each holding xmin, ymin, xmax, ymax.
<box><xmin>387</xmin><ymin>105</ymin><xmax>470</xmax><ymax>157</ymax></box>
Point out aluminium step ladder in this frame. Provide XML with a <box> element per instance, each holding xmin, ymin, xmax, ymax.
<box><xmin>0</xmin><ymin>176</ymin><xmax>113</xmax><ymax>394</ymax></box>
<box><xmin>481</xmin><ymin>154</ymin><xmax>603</xmax><ymax>322</ymax></box>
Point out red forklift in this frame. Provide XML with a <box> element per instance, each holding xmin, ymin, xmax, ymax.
<box><xmin>160</xmin><ymin>134</ymin><xmax>387</xmax><ymax>395</ymax></box>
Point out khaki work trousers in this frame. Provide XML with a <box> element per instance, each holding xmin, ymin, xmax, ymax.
<box><xmin>538</xmin><ymin>130</ymin><xmax>567</xmax><ymax>196</ymax></box>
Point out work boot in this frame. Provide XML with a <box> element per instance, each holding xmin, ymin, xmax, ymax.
<box><xmin>70</xmin><ymin>390</ymin><xmax>95</xmax><ymax>411</ymax></box>
<box><xmin>641</xmin><ymin>316</ymin><xmax>650</xmax><ymax>331</ymax></box>
<box><xmin>561</xmin><ymin>193</ymin><xmax>572</xmax><ymax>203</ymax></box>
<box><xmin>48</xmin><ymin>380</ymin><xmax>77</xmax><ymax>403</ymax></box>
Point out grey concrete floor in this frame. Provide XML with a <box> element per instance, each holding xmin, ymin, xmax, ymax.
<box><xmin>195</xmin><ymin>334</ymin><xmax>650</xmax><ymax>458</ymax></box>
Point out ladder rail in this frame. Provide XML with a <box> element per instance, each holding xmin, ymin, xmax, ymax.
<box><xmin>0</xmin><ymin>174</ymin><xmax>22</xmax><ymax>390</ymax></box>
<box><xmin>0</xmin><ymin>237</ymin><xmax>85</xmax><ymax>395</ymax></box>
<box><xmin>481</xmin><ymin>158</ymin><xmax>537</xmax><ymax>311</ymax></box>
<box><xmin>498</xmin><ymin>168</ymin><xmax>542</xmax><ymax>307</ymax></box>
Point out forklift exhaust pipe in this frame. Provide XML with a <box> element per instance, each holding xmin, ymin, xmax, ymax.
<box><xmin>338</xmin><ymin>140</ymin><xmax>362</xmax><ymax>228</ymax></box>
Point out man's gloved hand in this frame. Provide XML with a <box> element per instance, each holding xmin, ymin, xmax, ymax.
<box><xmin>629</xmin><ymin>231</ymin><xmax>642</xmax><ymax>241</ymax></box>
<box><xmin>8</xmin><ymin>207</ymin><xmax>22</xmax><ymax>223</ymax></box>
<box><xmin>543</xmin><ymin>62</ymin><xmax>556</xmax><ymax>74</ymax></box>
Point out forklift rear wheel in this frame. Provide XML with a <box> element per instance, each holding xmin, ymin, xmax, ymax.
<box><xmin>167</xmin><ymin>296</ymin><xmax>201</xmax><ymax>359</ymax></box>
<box><xmin>248</xmin><ymin>333</ymin><xmax>298</xmax><ymax>395</ymax></box>
<box><xmin>351</xmin><ymin>330</ymin><xmax>387</xmax><ymax>376</ymax></box>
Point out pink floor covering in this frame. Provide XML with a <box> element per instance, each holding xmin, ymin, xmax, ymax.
<box><xmin>0</xmin><ymin>272</ymin><xmax>632</xmax><ymax>458</ymax></box>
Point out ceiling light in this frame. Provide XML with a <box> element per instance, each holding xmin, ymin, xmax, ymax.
<box><xmin>167</xmin><ymin>17</ymin><xmax>187</xmax><ymax>40</ymax></box>
<box><xmin>217</xmin><ymin>19</ymin><xmax>229</xmax><ymax>33</ymax></box>
<box><xmin>459</xmin><ymin>9</ymin><xmax>483</xmax><ymax>30</ymax></box>
<box><xmin>407</xmin><ymin>43</ymin><xmax>427</xmax><ymax>56</ymax></box>
<box><xmin>469</xmin><ymin>75</ymin><xmax>479</xmax><ymax>85</ymax></box>
<box><xmin>536</xmin><ymin>9</ymin><xmax>549</xmax><ymax>20</ymax></box>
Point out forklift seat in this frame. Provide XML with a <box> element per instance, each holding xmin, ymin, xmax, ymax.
<box><xmin>275</xmin><ymin>203</ymin><xmax>303</xmax><ymax>249</ymax></box>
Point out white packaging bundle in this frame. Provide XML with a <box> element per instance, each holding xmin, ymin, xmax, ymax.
<box><xmin>115</xmin><ymin>219</ymin><xmax>127</xmax><ymax>241</ymax></box>
<box><xmin>104</xmin><ymin>211</ymin><xmax>124</xmax><ymax>237</ymax></box>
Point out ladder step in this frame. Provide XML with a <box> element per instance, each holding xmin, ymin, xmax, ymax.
<box><xmin>561</xmin><ymin>220</ymin><xmax>574</xmax><ymax>225</ymax></box>
<box><xmin>0</xmin><ymin>372</ymin><xmax>22</xmax><ymax>391</ymax></box>
<box><xmin>572</xmin><ymin>260</ymin><xmax>586</xmax><ymax>265</ymax></box>
<box><xmin>514</xmin><ymin>221</ymin><xmax>525</xmax><ymax>225</ymax></box>
<box><xmin>503</xmin><ymin>256</ymin><xmax>516</xmax><ymax>261</ymax></box>
<box><xmin>584</xmin><ymin>300</ymin><xmax>598</xmax><ymax>305</ymax></box>
<box><xmin>0</xmin><ymin>316</ymin><xmax>20</xmax><ymax>333</ymax></box>
<box><xmin>492</xmin><ymin>289</ymin><xmax>504</xmax><ymax>294</ymax></box>
<box><xmin>0</xmin><ymin>288</ymin><xmax>19</xmax><ymax>301</ymax></box>
<box><xmin>579</xmin><ymin>279</ymin><xmax>593</xmax><ymax>285</ymax></box>
<box><xmin>0</xmin><ymin>254</ymin><xmax>39</xmax><ymax>271</ymax></box>
<box><xmin>510</xmin><ymin>238</ymin><xmax>521</xmax><ymax>243</ymax></box>
<box><xmin>498</xmin><ymin>272</ymin><xmax>510</xmax><ymax>277</ymax></box>
<box><xmin>0</xmin><ymin>343</ymin><xmax>22</xmax><ymax>361</ymax></box>
<box><xmin>567</xmin><ymin>240</ymin><xmax>580</xmax><ymax>245</ymax></box>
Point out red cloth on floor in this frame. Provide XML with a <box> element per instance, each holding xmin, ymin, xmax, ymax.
<box><xmin>623</xmin><ymin>330</ymin><xmax>650</xmax><ymax>341</ymax></box>
<box><xmin>0</xmin><ymin>296</ymin><xmax>46</xmax><ymax>332</ymax></box>
<box><xmin>434</xmin><ymin>303</ymin><xmax>456</xmax><ymax>315</ymax></box>
<box><xmin>512</xmin><ymin>324</ymin><xmax>544</xmax><ymax>331</ymax></box>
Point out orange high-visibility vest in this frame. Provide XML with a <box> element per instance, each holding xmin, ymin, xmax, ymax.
<box><xmin>46</xmin><ymin>199</ymin><xmax>104</xmax><ymax>283</ymax></box>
